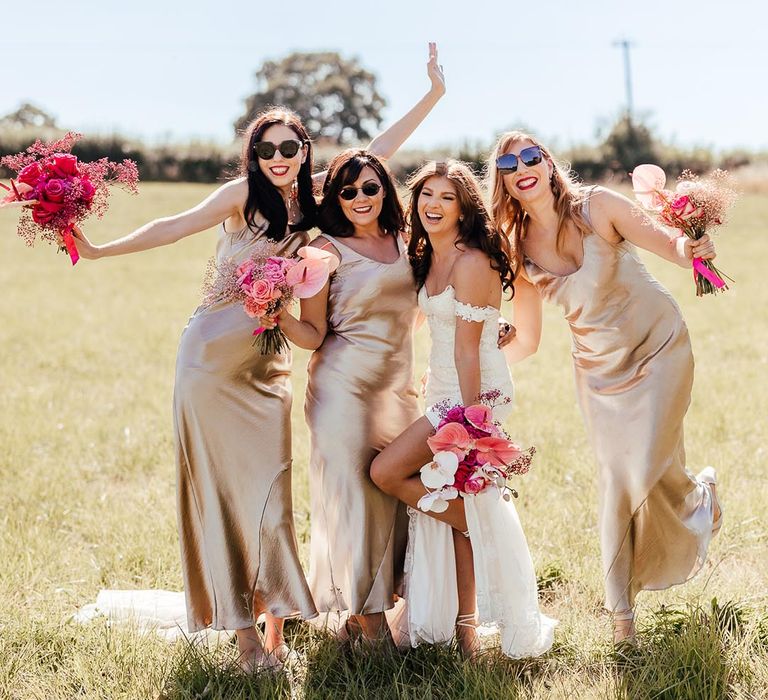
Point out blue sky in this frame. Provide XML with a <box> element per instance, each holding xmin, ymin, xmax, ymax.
<box><xmin>1</xmin><ymin>0</ymin><xmax>764</xmax><ymax>152</ymax></box>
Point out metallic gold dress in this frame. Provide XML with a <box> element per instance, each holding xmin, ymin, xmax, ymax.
<box><xmin>305</xmin><ymin>235</ymin><xmax>420</xmax><ymax>616</ymax></box>
<box><xmin>174</xmin><ymin>221</ymin><xmax>317</xmax><ymax>632</ymax></box>
<box><xmin>523</xmin><ymin>195</ymin><xmax>717</xmax><ymax>612</ymax></box>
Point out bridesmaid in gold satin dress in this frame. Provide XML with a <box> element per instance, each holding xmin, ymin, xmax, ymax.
<box><xmin>71</xmin><ymin>110</ymin><xmax>320</xmax><ymax>668</ymax></box>
<box><xmin>274</xmin><ymin>150</ymin><xmax>420</xmax><ymax>642</ymax></box>
<box><xmin>487</xmin><ymin>131</ymin><xmax>723</xmax><ymax>643</ymax></box>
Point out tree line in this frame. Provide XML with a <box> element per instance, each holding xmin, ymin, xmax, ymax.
<box><xmin>0</xmin><ymin>52</ymin><xmax>761</xmax><ymax>185</ymax></box>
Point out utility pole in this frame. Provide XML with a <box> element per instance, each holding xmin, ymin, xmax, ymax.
<box><xmin>613</xmin><ymin>39</ymin><xmax>635</xmax><ymax>122</ymax></box>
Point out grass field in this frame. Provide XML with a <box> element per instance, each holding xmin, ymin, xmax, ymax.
<box><xmin>1</xmin><ymin>183</ymin><xmax>767</xmax><ymax>699</ymax></box>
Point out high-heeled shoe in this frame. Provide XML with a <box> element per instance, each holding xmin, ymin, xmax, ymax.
<box><xmin>612</xmin><ymin>608</ymin><xmax>636</xmax><ymax>645</ymax></box>
<box><xmin>698</xmin><ymin>466</ymin><xmax>723</xmax><ymax>536</ymax></box>
<box><xmin>456</xmin><ymin>613</ymin><xmax>481</xmax><ymax>660</ymax></box>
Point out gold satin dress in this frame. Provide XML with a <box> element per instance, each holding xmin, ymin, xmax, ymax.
<box><xmin>174</xmin><ymin>221</ymin><xmax>317</xmax><ymax>632</ymax></box>
<box><xmin>524</xmin><ymin>196</ymin><xmax>716</xmax><ymax>612</ymax></box>
<box><xmin>305</xmin><ymin>235</ymin><xmax>420</xmax><ymax>616</ymax></box>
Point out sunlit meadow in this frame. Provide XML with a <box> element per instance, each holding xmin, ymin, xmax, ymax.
<box><xmin>1</xmin><ymin>184</ymin><xmax>766</xmax><ymax>699</ymax></box>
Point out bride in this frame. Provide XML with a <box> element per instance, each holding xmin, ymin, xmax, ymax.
<box><xmin>371</xmin><ymin>160</ymin><xmax>556</xmax><ymax>658</ymax></box>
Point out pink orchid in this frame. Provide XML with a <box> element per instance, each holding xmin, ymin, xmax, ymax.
<box><xmin>427</xmin><ymin>422</ymin><xmax>471</xmax><ymax>458</ymax></box>
<box><xmin>297</xmin><ymin>245</ymin><xmax>340</xmax><ymax>273</ymax></box>
<box><xmin>463</xmin><ymin>475</ymin><xmax>487</xmax><ymax>495</ymax></box>
<box><xmin>631</xmin><ymin>164</ymin><xmax>667</xmax><ymax>210</ymax></box>
<box><xmin>474</xmin><ymin>437</ymin><xmax>522</xmax><ymax>467</ymax></box>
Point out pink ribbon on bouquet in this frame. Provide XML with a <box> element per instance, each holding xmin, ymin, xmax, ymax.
<box><xmin>692</xmin><ymin>257</ymin><xmax>725</xmax><ymax>289</ymax></box>
<box><xmin>61</xmin><ymin>223</ymin><xmax>80</xmax><ymax>266</ymax></box>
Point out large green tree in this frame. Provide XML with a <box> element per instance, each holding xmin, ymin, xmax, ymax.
<box><xmin>235</xmin><ymin>52</ymin><xmax>386</xmax><ymax>144</ymax></box>
<box><xmin>0</xmin><ymin>103</ymin><xmax>57</xmax><ymax>129</ymax></box>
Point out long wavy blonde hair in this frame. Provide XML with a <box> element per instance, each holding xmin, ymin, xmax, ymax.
<box><xmin>488</xmin><ymin>131</ymin><xmax>591</xmax><ymax>272</ymax></box>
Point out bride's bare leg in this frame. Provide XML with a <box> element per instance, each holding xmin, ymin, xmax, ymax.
<box><xmin>370</xmin><ymin>417</ymin><xmax>468</xmax><ymax>533</ymax></box>
<box><xmin>453</xmin><ymin>532</ymin><xmax>479</xmax><ymax>659</ymax></box>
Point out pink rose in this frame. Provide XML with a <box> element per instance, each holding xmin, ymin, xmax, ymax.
<box><xmin>670</xmin><ymin>194</ymin><xmax>700</xmax><ymax>221</ymax></box>
<box><xmin>243</xmin><ymin>297</ymin><xmax>268</xmax><ymax>319</ymax></box>
<box><xmin>32</xmin><ymin>204</ymin><xmax>56</xmax><ymax>225</ymax></box>
<box><xmin>17</xmin><ymin>162</ymin><xmax>43</xmax><ymax>187</ymax></box>
<box><xmin>248</xmin><ymin>278</ymin><xmax>280</xmax><ymax>308</ymax></box>
<box><xmin>263</xmin><ymin>259</ymin><xmax>287</xmax><ymax>285</ymax></box>
<box><xmin>80</xmin><ymin>177</ymin><xmax>95</xmax><ymax>203</ymax></box>
<box><xmin>49</xmin><ymin>153</ymin><xmax>80</xmax><ymax>178</ymax></box>
<box><xmin>445</xmin><ymin>406</ymin><xmax>465</xmax><ymax>423</ymax></box>
<box><xmin>236</xmin><ymin>260</ymin><xmax>256</xmax><ymax>288</ymax></box>
<box><xmin>44</xmin><ymin>178</ymin><xmax>66</xmax><ymax>203</ymax></box>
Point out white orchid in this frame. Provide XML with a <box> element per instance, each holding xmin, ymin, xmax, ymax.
<box><xmin>419</xmin><ymin>451</ymin><xmax>459</xmax><ymax>489</ymax></box>
<box><xmin>417</xmin><ymin>486</ymin><xmax>459</xmax><ymax>513</ymax></box>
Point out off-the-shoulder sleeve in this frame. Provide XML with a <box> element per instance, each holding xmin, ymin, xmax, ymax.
<box><xmin>455</xmin><ymin>299</ymin><xmax>493</xmax><ymax>323</ymax></box>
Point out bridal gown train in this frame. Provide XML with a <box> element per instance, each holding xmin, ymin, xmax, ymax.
<box><xmin>395</xmin><ymin>284</ymin><xmax>556</xmax><ymax>658</ymax></box>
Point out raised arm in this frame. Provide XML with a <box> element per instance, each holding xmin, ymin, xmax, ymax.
<box><xmin>501</xmin><ymin>275</ymin><xmax>543</xmax><ymax>364</ymax></box>
<box><xmin>367</xmin><ymin>42</ymin><xmax>446</xmax><ymax>160</ymax></box>
<box><xmin>591</xmin><ymin>187</ymin><xmax>716</xmax><ymax>268</ymax></box>
<box><xmin>71</xmin><ymin>178</ymin><xmax>248</xmax><ymax>259</ymax></box>
<box><xmin>452</xmin><ymin>253</ymin><xmax>497</xmax><ymax>406</ymax></box>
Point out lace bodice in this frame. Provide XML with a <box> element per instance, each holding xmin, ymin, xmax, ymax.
<box><xmin>418</xmin><ymin>285</ymin><xmax>514</xmax><ymax>419</ymax></box>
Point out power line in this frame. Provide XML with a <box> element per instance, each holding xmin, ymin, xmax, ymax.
<box><xmin>613</xmin><ymin>39</ymin><xmax>635</xmax><ymax>121</ymax></box>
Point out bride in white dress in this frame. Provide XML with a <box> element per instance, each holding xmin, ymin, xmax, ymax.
<box><xmin>371</xmin><ymin>160</ymin><xmax>556</xmax><ymax>659</ymax></box>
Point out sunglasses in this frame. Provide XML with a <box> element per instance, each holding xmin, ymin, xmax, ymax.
<box><xmin>338</xmin><ymin>182</ymin><xmax>383</xmax><ymax>200</ymax></box>
<box><xmin>253</xmin><ymin>139</ymin><xmax>304</xmax><ymax>160</ymax></box>
<box><xmin>495</xmin><ymin>146</ymin><xmax>543</xmax><ymax>173</ymax></box>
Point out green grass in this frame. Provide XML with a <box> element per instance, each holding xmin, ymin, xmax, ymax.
<box><xmin>1</xmin><ymin>183</ymin><xmax>767</xmax><ymax>698</ymax></box>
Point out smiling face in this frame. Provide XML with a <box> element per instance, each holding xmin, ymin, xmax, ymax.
<box><xmin>417</xmin><ymin>175</ymin><xmax>462</xmax><ymax>240</ymax></box>
<box><xmin>499</xmin><ymin>138</ymin><xmax>553</xmax><ymax>204</ymax></box>
<box><xmin>337</xmin><ymin>165</ymin><xmax>385</xmax><ymax>229</ymax></box>
<box><xmin>256</xmin><ymin>124</ymin><xmax>307</xmax><ymax>191</ymax></box>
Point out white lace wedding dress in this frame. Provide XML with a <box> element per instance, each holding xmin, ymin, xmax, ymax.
<box><xmin>392</xmin><ymin>285</ymin><xmax>557</xmax><ymax>658</ymax></box>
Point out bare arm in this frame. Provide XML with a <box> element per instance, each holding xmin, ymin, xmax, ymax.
<box><xmin>367</xmin><ymin>42</ymin><xmax>446</xmax><ymax>160</ymax></box>
<box><xmin>274</xmin><ymin>238</ymin><xmax>338</xmax><ymax>350</ymax></box>
<box><xmin>501</xmin><ymin>275</ymin><xmax>543</xmax><ymax>364</ymax></box>
<box><xmin>452</xmin><ymin>253</ymin><xmax>497</xmax><ymax>406</ymax></box>
<box><xmin>71</xmin><ymin>179</ymin><xmax>247</xmax><ymax>259</ymax></box>
<box><xmin>592</xmin><ymin>187</ymin><xmax>716</xmax><ymax>268</ymax></box>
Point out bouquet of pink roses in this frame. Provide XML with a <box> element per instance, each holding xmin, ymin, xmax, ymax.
<box><xmin>631</xmin><ymin>164</ymin><xmax>737</xmax><ymax>297</ymax></box>
<box><xmin>417</xmin><ymin>394</ymin><xmax>535</xmax><ymax>514</ymax></box>
<box><xmin>0</xmin><ymin>132</ymin><xmax>139</xmax><ymax>265</ymax></box>
<box><xmin>203</xmin><ymin>243</ymin><xmax>338</xmax><ymax>354</ymax></box>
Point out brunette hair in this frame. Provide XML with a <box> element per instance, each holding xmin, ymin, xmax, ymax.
<box><xmin>239</xmin><ymin>107</ymin><xmax>318</xmax><ymax>240</ymax></box>
<box><xmin>318</xmin><ymin>149</ymin><xmax>405</xmax><ymax>237</ymax></box>
<box><xmin>407</xmin><ymin>160</ymin><xmax>515</xmax><ymax>296</ymax></box>
<box><xmin>488</xmin><ymin>130</ymin><xmax>590</xmax><ymax>271</ymax></box>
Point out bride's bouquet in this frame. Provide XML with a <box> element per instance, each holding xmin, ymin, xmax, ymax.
<box><xmin>418</xmin><ymin>393</ymin><xmax>535</xmax><ymax>514</ymax></box>
<box><xmin>631</xmin><ymin>164</ymin><xmax>737</xmax><ymax>296</ymax></box>
<box><xmin>203</xmin><ymin>244</ymin><xmax>338</xmax><ymax>354</ymax></box>
<box><xmin>0</xmin><ymin>132</ymin><xmax>139</xmax><ymax>265</ymax></box>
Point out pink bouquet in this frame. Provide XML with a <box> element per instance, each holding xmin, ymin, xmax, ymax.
<box><xmin>203</xmin><ymin>243</ymin><xmax>338</xmax><ymax>354</ymax></box>
<box><xmin>0</xmin><ymin>132</ymin><xmax>139</xmax><ymax>265</ymax></box>
<box><xmin>417</xmin><ymin>395</ymin><xmax>535</xmax><ymax>514</ymax></box>
<box><xmin>631</xmin><ymin>164</ymin><xmax>737</xmax><ymax>296</ymax></box>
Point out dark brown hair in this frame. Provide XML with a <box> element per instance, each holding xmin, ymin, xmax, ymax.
<box><xmin>407</xmin><ymin>160</ymin><xmax>515</xmax><ymax>296</ymax></box>
<box><xmin>239</xmin><ymin>107</ymin><xmax>317</xmax><ymax>240</ymax></box>
<box><xmin>318</xmin><ymin>149</ymin><xmax>405</xmax><ymax>238</ymax></box>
